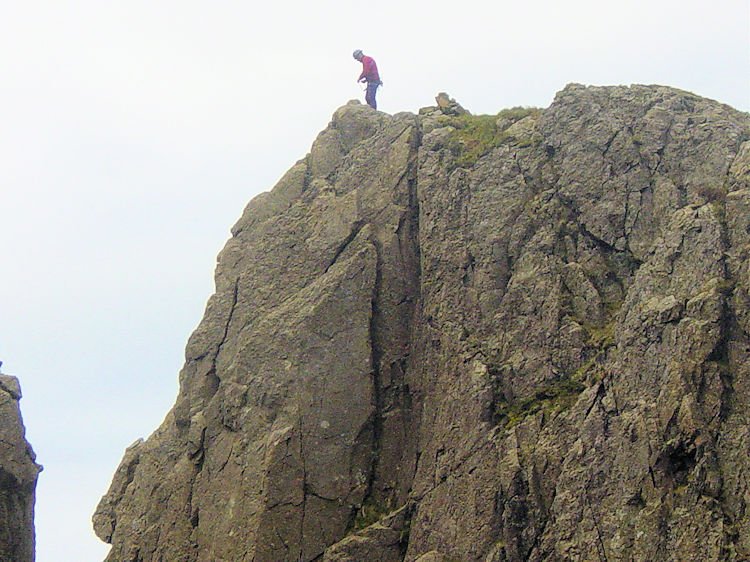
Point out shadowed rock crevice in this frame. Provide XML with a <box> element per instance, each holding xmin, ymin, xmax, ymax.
<box><xmin>96</xmin><ymin>87</ymin><xmax>750</xmax><ymax>561</ymax></box>
<box><xmin>324</xmin><ymin>220</ymin><xmax>366</xmax><ymax>274</ymax></box>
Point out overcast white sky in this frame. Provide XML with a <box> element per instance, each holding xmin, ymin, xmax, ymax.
<box><xmin>0</xmin><ymin>1</ymin><xmax>747</xmax><ymax>560</ymax></box>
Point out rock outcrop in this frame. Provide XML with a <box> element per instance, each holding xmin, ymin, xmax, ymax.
<box><xmin>0</xmin><ymin>374</ymin><xmax>41</xmax><ymax>561</ymax></box>
<box><xmin>95</xmin><ymin>85</ymin><xmax>750</xmax><ymax>561</ymax></box>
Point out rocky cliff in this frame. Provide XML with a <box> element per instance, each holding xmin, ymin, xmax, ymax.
<box><xmin>95</xmin><ymin>84</ymin><xmax>750</xmax><ymax>561</ymax></box>
<box><xmin>0</xmin><ymin>374</ymin><xmax>41</xmax><ymax>561</ymax></box>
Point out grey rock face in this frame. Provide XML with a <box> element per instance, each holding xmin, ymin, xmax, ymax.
<box><xmin>95</xmin><ymin>102</ymin><xmax>420</xmax><ymax>561</ymax></box>
<box><xmin>96</xmin><ymin>86</ymin><xmax>750</xmax><ymax>561</ymax></box>
<box><xmin>0</xmin><ymin>375</ymin><xmax>41</xmax><ymax>561</ymax></box>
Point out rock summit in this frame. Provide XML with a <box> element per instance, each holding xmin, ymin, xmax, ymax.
<box><xmin>96</xmin><ymin>85</ymin><xmax>750</xmax><ymax>561</ymax></box>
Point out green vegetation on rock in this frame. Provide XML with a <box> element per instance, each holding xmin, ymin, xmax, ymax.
<box><xmin>352</xmin><ymin>498</ymin><xmax>390</xmax><ymax>531</ymax></box>
<box><xmin>575</xmin><ymin>316</ymin><xmax>617</xmax><ymax>384</ymax></box>
<box><xmin>495</xmin><ymin>377</ymin><xmax>586</xmax><ymax>429</ymax></box>
<box><xmin>496</xmin><ymin>106</ymin><xmax>541</xmax><ymax>122</ymax></box>
<box><xmin>443</xmin><ymin>107</ymin><xmax>541</xmax><ymax>170</ymax></box>
<box><xmin>493</xmin><ymin>309</ymin><xmax>619</xmax><ymax>430</ymax></box>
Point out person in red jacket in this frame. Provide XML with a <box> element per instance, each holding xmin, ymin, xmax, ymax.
<box><xmin>353</xmin><ymin>50</ymin><xmax>382</xmax><ymax>110</ymax></box>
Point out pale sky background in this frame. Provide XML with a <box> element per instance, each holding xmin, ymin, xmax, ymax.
<box><xmin>0</xmin><ymin>1</ymin><xmax>747</xmax><ymax>560</ymax></box>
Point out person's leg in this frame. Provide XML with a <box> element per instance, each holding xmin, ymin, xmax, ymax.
<box><xmin>365</xmin><ymin>83</ymin><xmax>378</xmax><ymax>109</ymax></box>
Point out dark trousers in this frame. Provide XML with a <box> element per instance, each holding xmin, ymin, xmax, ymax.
<box><xmin>365</xmin><ymin>82</ymin><xmax>379</xmax><ymax>109</ymax></box>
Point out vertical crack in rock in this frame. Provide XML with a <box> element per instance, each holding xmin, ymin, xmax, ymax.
<box><xmin>298</xmin><ymin>410</ymin><xmax>308</xmax><ymax>558</ymax></box>
<box><xmin>408</xmin><ymin>175</ymin><xmax>422</xmax><ymax>285</ymax></box>
<box><xmin>714</xmin><ymin>198</ymin><xmax>732</xmax><ymax>425</ymax></box>
<box><xmin>323</xmin><ymin>220</ymin><xmax>365</xmax><ymax>275</ymax></box>
<box><xmin>585</xmin><ymin>485</ymin><xmax>610</xmax><ymax>562</ymax></box>
<box><xmin>344</xmin><ymin>122</ymin><xmax>422</xmax><ymax>538</ymax></box>
<box><xmin>365</xmin><ymin>233</ymin><xmax>385</xmax><ymax>507</ymax></box>
<box><xmin>214</xmin><ymin>278</ymin><xmax>240</xmax><ymax>368</ymax></box>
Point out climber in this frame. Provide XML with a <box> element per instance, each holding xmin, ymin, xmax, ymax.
<box><xmin>352</xmin><ymin>50</ymin><xmax>382</xmax><ymax>110</ymax></box>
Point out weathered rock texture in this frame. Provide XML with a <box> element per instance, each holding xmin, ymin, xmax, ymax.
<box><xmin>0</xmin><ymin>374</ymin><xmax>41</xmax><ymax>561</ymax></box>
<box><xmin>95</xmin><ymin>85</ymin><xmax>750</xmax><ymax>561</ymax></box>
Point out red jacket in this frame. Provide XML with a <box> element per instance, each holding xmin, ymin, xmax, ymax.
<box><xmin>358</xmin><ymin>56</ymin><xmax>380</xmax><ymax>83</ymax></box>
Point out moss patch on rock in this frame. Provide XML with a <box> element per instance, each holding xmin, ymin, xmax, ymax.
<box><xmin>575</xmin><ymin>317</ymin><xmax>617</xmax><ymax>384</ymax></box>
<box><xmin>442</xmin><ymin>107</ymin><xmax>541</xmax><ymax>170</ymax></box>
<box><xmin>352</xmin><ymin>498</ymin><xmax>390</xmax><ymax>532</ymax></box>
<box><xmin>494</xmin><ymin>377</ymin><xmax>586</xmax><ymax>429</ymax></box>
